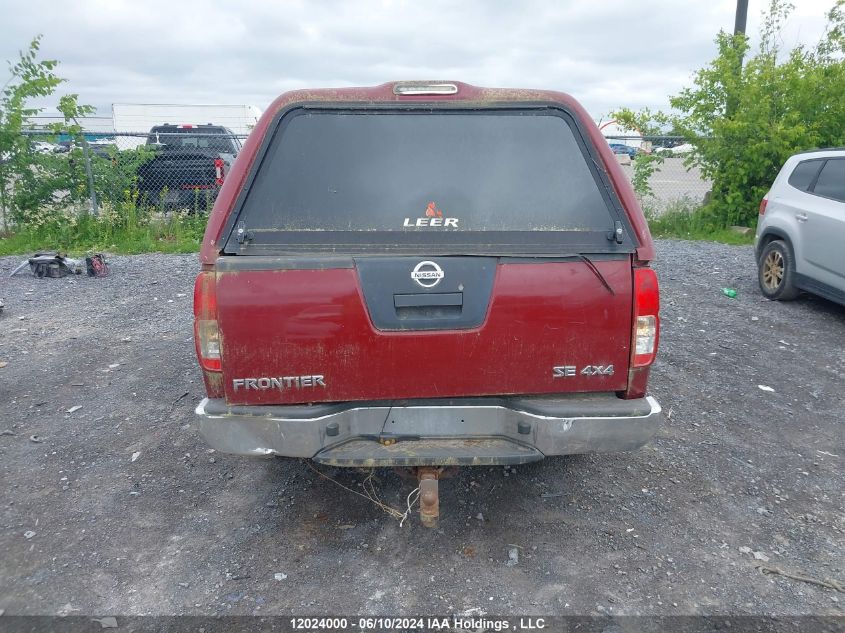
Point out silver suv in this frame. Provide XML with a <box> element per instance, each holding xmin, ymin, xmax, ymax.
<box><xmin>755</xmin><ymin>148</ymin><xmax>845</xmax><ymax>306</ymax></box>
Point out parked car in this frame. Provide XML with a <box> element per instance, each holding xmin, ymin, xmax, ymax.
<box><xmin>608</xmin><ymin>142</ymin><xmax>638</xmax><ymax>158</ymax></box>
<box><xmin>137</xmin><ymin>123</ymin><xmax>240</xmax><ymax>211</ymax></box>
<box><xmin>654</xmin><ymin>143</ymin><xmax>694</xmax><ymax>157</ymax></box>
<box><xmin>192</xmin><ymin>81</ymin><xmax>663</xmax><ymax>526</ymax></box>
<box><xmin>756</xmin><ymin>148</ymin><xmax>845</xmax><ymax>306</ymax></box>
<box><xmin>54</xmin><ymin>137</ymin><xmax>118</xmax><ymax>158</ymax></box>
<box><xmin>31</xmin><ymin>141</ymin><xmax>58</xmax><ymax>154</ymax></box>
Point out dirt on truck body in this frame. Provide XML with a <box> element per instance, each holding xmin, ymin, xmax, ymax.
<box><xmin>192</xmin><ymin>81</ymin><xmax>662</xmax><ymax>525</ymax></box>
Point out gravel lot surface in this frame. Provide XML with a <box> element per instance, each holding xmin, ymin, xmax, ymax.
<box><xmin>0</xmin><ymin>240</ymin><xmax>843</xmax><ymax>617</ymax></box>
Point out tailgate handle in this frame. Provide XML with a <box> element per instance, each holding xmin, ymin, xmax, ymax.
<box><xmin>394</xmin><ymin>293</ymin><xmax>463</xmax><ymax>308</ymax></box>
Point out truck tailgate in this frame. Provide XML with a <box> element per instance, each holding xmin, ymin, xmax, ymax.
<box><xmin>138</xmin><ymin>152</ymin><xmax>217</xmax><ymax>191</ymax></box>
<box><xmin>215</xmin><ymin>256</ymin><xmax>632</xmax><ymax>405</ymax></box>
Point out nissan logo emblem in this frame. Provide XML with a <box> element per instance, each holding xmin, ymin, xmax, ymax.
<box><xmin>411</xmin><ymin>260</ymin><xmax>444</xmax><ymax>288</ymax></box>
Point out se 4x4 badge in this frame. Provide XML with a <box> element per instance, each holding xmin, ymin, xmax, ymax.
<box><xmin>553</xmin><ymin>365</ymin><xmax>615</xmax><ymax>377</ymax></box>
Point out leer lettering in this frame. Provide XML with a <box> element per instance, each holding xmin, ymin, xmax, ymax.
<box><xmin>403</xmin><ymin>217</ymin><xmax>459</xmax><ymax>227</ymax></box>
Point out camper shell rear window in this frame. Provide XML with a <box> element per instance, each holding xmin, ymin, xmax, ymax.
<box><xmin>223</xmin><ymin>106</ymin><xmax>635</xmax><ymax>255</ymax></box>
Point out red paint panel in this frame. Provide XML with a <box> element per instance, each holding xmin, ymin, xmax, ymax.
<box><xmin>216</xmin><ymin>260</ymin><xmax>633</xmax><ymax>405</ymax></box>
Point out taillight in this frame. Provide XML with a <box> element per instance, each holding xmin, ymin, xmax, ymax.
<box><xmin>632</xmin><ymin>268</ymin><xmax>660</xmax><ymax>368</ymax></box>
<box><xmin>759</xmin><ymin>196</ymin><xmax>768</xmax><ymax>215</ymax></box>
<box><xmin>214</xmin><ymin>158</ymin><xmax>225</xmax><ymax>186</ymax></box>
<box><xmin>193</xmin><ymin>272</ymin><xmax>221</xmax><ymax>371</ymax></box>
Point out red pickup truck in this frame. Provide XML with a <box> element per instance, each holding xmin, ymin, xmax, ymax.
<box><xmin>193</xmin><ymin>82</ymin><xmax>662</xmax><ymax>525</ymax></box>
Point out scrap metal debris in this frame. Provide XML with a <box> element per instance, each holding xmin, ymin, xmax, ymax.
<box><xmin>758</xmin><ymin>565</ymin><xmax>845</xmax><ymax>593</ymax></box>
<box><xmin>8</xmin><ymin>252</ymin><xmax>109</xmax><ymax>278</ymax></box>
<box><xmin>85</xmin><ymin>254</ymin><xmax>109</xmax><ymax>277</ymax></box>
<box><xmin>9</xmin><ymin>253</ymin><xmax>80</xmax><ymax>278</ymax></box>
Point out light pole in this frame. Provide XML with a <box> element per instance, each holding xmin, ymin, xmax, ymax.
<box><xmin>735</xmin><ymin>0</ymin><xmax>749</xmax><ymax>35</ymax></box>
<box><xmin>727</xmin><ymin>0</ymin><xmax>750</xmax><ymax>118</ymax></box>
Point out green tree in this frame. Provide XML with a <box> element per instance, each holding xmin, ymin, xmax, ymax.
<box><xmin>615</xmin><ymin>0</ymin><xmax>845</xmax><ymax>228</ymax></box>
<box><xmin>0</xmin><ymin>36</ymin><xmax>63</xmax><ymax>230</ymax></box>
<box><xmin>49</xmin><ymin>94</ymin><xmax>155</xmax><ymax>211</ymax></box>
<box><xmin>610</xmin><ymin>107</ymin><xmax>668</xmax><ymax>202</ymax></box>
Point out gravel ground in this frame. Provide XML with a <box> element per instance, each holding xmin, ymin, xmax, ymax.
<box><xmin>0</xmin><ymin>240</ymin><xmax>843</xmax><ymax>617</ymax></box>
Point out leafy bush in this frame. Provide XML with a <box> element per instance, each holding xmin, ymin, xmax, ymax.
<box><xmin>0</xmin><ymin>199</ymin><xmax>207</xmax><ymax>256</ymax></box>
<box><xmin>0</xmin><ymin>36</ymin><xmax>64</xmax><ymax>229</ymax></box>
<box><xmin>49</xmin><ymin>143</ymin><xmax>157</xmax><ymax>208</ymax></box>
<box><xmin>0</xmin><ymin>36</ymin><xmax>200</xmax><ymax>254</ymax></box>
<box><xmin>642</xmin><ymin>197</ymin><xmax>753</xmax><ymax>244</ymax></box>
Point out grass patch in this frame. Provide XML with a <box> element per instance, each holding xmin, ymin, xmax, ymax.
<box><xmin>0</xmin><ymin>206</ymin><xmax>206</xmax><ymax>256</ymax></box>
<box><xmin>644</xmin><ymin>198</ymin><xmax>755</xmax><ymax>245</ymax></box>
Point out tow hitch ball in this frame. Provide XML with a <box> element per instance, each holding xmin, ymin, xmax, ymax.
<box><xmin>395</xmin><ymin>466</ymin><xmax>457</xmax><ymax>527</ymax></box>
<box><xmin>417</xmin><ymin>467</ymin><xmax>440</xmax><ymax>529</ymax></box>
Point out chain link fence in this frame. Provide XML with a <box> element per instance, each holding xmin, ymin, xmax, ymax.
<box><xmin>7</xmin><ymin>129</ymin><xmax>248</xmax><ymax>223</ymax></box>
<box><xmin>604</xmin><ymin>135</ymin><xmax>712</xmax><ymax>216</ymax></box>
<box><xmin>4</xmin><ymin>130</ymin><xmax>709</xmax><ymax>230</ymax></box>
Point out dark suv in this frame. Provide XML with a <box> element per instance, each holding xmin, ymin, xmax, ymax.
<box><xmin>191</xmin><ymin>82</ymin><xmax>662</xmax><ymax>525</ymax></box>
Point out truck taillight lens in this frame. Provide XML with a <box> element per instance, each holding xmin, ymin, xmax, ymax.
<box><xmin>193</xmin><ymin>272</ymin><xmax>221</xmax><ymax>371</ymax></box>
<box><xmin>214</xmin><ymin>158</ymin><xmax>225</xmax><ymax>186</ymax></box>
<box><xmin>632</xmin><ymin>268</ymin><xmax>659</xmax><ymax>367</ymax></box>
<box><xmin>759</xmin><ymin>196</ymin><xmax>768</xmax><ymax>215</ymax></box>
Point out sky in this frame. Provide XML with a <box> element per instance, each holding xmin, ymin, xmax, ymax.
<box><xmin>0</xmin><ymin>0</ymin><xmax>836</xmax><ymax>125</ymax></box>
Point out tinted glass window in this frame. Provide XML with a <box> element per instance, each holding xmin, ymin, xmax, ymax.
<box><xmin>788</xmin><ymin>159</ymin><xmax>824</xmax><ymax>191</ymax></box>
<box><xmin>237</xmin><ymin>111</ymin><xmax>614</xmax><ymax>235</ymax></box>
<box><xmin>147</xmin><ymin>127</ymin><xmax>236</xmax><ymax>154</ymax></box>
<box><xmin>812</xmin><ymin>159</ymin><xmax>845</xmax><ymax>203</ymax></box>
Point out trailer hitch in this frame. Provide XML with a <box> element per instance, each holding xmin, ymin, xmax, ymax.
<box><xmin>417</xmin><ymin>467</ymin><xmax>440</xmax><ymax>528</ymax></box>
<box><xmin>392</xmin><ymin>466</ymin><xmax>459</xmax><ymax>528</ymax></box>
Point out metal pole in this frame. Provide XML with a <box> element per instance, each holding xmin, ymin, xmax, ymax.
<box><xmin>734</xmin><ymin>0</ymin><xmax>749</xmax><ymax>35</ymax></box>
<box><xmin>0</xmin><ymin>178</ymin><xmax>8</xmax><ymax>234</ymax></box>
<box><xmin>79</xmin><ymin>135</ymin><xmax>98</xmax><ymax>216</ymax></box>
<box><xmin>727</xmin><ymin>0</ymin><xmax>750</xmax><ymax>118</ymax></box>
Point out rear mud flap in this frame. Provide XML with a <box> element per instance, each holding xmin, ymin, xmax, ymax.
<box><xmin>312</xmin><ymin>437</ymin><xmax>544</xmax><ymax>467</ymax></box>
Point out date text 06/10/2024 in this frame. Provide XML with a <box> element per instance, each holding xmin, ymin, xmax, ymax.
<box><xmin>289</xmin><ymin>617</ymin><xmax>547</xmax><ymax>631</ymax></box>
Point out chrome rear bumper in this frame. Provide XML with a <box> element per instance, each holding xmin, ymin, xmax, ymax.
<box><xmin>195</xmin><ymin>395</ymin><xmax>662</xmax><ymax>466</ymax></box>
